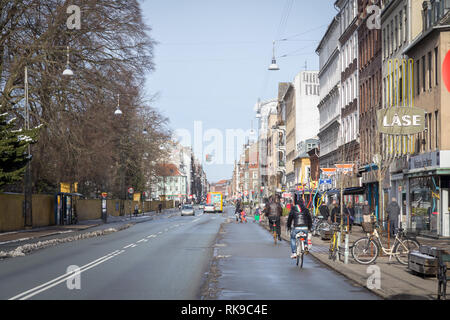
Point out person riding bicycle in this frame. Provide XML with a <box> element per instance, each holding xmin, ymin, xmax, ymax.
<box><xmin>235</xmin><ymin>199</ymin><xmax>242</xmax><ymax>223</ymax></box>
<box><xmin>265</xmin><ymin>195</ymin><xmax>282</xmax><ymax>241</ymax></box>
<box><xmin>287</xmin><ymin>198</ymin><xmax>312</xmax><ymax>259</ymax></box>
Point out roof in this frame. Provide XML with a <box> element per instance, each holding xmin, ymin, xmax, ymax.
<box><xmin>156</xmin><ymin>163</ymin><xmax>182</xmax><ymax>176</ymax></box>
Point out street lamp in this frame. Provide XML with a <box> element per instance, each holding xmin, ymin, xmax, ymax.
<box><xmin>114</xmin><ymin>94</ymin><xmax>123</xmax><ymax>115</ymax></box>
<box><xmin>62</xmin><ymin>46</ymin><xmax>74</xmax><ymax>76</ymax></box>
<box><xmin>268</xmin><ymin>40</ymin><xmax>280</xmax><ymax>71</ymax></box>
<box><xmin>23</xmin><ymin>47</ymin><xmax>75</xmax><ymax>228</ymax></box>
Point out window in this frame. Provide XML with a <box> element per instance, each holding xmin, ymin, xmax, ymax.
<box><xmin>435</xmin><ymin>47</ymin><xmax>439</xmax><ymax>86</ymax></box>
<box><xmin>417</xmin><ymin>60</ymin><xmax>420</xmax><ymax>95</ymax></box>
<box><xmin>435</xmin><ymin>110</ymin><xmax>439</xmax><ymax>149</ymax></box>
<box><xmin>422</xmin><ymin>56</ymin><xmax>426</xmax><ymax>92</ymax></box>
<box><xmin>428</xmin><ymin>51</ymin><xmax>432</xmax><ymax>90</ymax></box>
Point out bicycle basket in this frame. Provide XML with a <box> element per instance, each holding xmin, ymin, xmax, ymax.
<box><xmin>361</xmin><ymin>222</ymin><xmax>374</xmax><ymax>233</ymax></box>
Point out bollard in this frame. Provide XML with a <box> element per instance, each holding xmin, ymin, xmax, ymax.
<box><xmin>344</xmin><ymin>233</ymin><xmax>349</xmax><ymax>264</ymax></box>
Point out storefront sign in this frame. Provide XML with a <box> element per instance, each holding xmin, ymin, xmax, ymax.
<box><xmin>409</xmin><ymin>151</ymin><xmax>439</xmax><ymax>170</ymax></box>
<box><xmin>377</xmin><ymin>107</ymin><xmax>425</xmax><ymax>135</ymax></box>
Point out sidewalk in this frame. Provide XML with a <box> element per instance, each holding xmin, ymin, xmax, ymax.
<box><xmin>258</xmin><ymin>216</ymin><xmax>449</xmax><ymax>300</ymax></box>
<box><xmin>0</xmin><ymin>208</ymin><xmax>180</xmax><ymax>251</ymax></box>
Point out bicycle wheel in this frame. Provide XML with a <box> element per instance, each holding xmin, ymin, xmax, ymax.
<box><xmin>300</xmin><ymin>251</ymin><xmax>304</xmax><ymax>268</ymax></box>
<box><xmin>394</xmin><ymin>238</ymin><xmax>420</xmax><ymax>265</ymax></box>
<box><xmin>273</xmin><ymin>228</ymin><xmax>277</xmax><ymax>245</ymax></box>
<box><xmin>296</xmin><ymin>239</ymin><xmax>301</xmax><ymax>266</ymax></box>
<box><xmin>352</xmin><ymin>237</ymin><xmax>379</xmax><ymax>265</ymax></box>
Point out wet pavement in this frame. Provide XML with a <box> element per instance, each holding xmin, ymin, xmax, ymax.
<box><xmin>210</xmin><ymin>209</ymin><xmax>379</xmax><ymax>300</ymax></box>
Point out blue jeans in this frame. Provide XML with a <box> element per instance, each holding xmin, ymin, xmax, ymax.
<box><xmin>290</xmin><ymin>227</ymin><xmax>309</xmax><ymax>253</ymax></box>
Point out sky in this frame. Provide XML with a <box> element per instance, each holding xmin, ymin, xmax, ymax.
<box><xmin>140</xmin><ymin>0</ymin><xmax>338</xmax><ymax>183</ymax></box>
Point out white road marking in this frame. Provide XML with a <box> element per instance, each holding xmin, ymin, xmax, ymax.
<box><xmin>9</xmin><ymin>250</ymin><xmax>124</xmax><ymax>300</ymax></box>
<box><xmin>123</xmin><ymin>244</ymin><xmax>134</xmax><ymax>249</ymax></box>
<box><xmin>192</xmin><ymin>218</ymin><xmax>200</xmax><ymax>223</ymax></box>
<box><xmin>137</xmin><ymin>239</ymin><xmax>147</xmax><ymax>243</ymax></box>
<box><xmin>158</xmin><ymin>231</ymin><xmax>162</xmax><ymax>234</ymax></box>
<box><xmin>147</xmin><ymin>235</ymin><xmax>156</xmax><ymax>239</ymax></box>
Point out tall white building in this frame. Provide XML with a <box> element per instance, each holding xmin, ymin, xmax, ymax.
<box><xmin>293</xmin><ymin>70</ymin><xmax>320</xmax><ymax>148</ymax></box>
<box><xmin>316</xmin><ymin>15</ymin><xmax>341</xmax><ymax>168</ymax></box>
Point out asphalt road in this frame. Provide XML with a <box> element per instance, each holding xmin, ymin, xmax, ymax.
<box><xmin>0</xmin><ymin>205</ymin><xmax>378</xmax><ymax>300</ymax></box>
<box><xmin>0</xmin><ymin>208</ymin><xmax>224</xmax><ymax>300</ymax></box>
<box><xmin>210</xmin><ymin>208</ymin><xmax>379</xmax><ymax>300</ymax></box>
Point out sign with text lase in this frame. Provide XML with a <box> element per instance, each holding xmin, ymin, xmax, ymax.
<box><xmin>377</xmin><ymin>107</ymin><xmax>425</xmax><ymax>135</ymax></box>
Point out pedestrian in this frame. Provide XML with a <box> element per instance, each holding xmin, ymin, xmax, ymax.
<box><xmin>386</xmin><ymin>197</ymin><xmax>401</xmax><ymax>236</ymax></box>
<box><xmin>362</xmin><ymin>200</ymin><xmax>371</xmax><ymax>222</ymax></box>
<box><xmin>134</xmin><ymin>204</ymin><xmax>139</xmax><ymax>216</ymax></box>
<box><xmin>330</xmin><ymin>200</ymin><xmax>340</xmax><ymax>224</ymax></box>
<box><xmin>158</xmin><ymin>203</ymin><xmax>163</xmax><ymax>213</ymax></box>
<box><xmin>319</xmin><ymin>202</ymin><xmax>330</xmax><ymax>220</ymax></box>
<box><xmin>344</xmin><ymin>201</ymin><xmax>355</xmax><ymax>232</ymax></box>
<box><xmin>254</xmin><ymin>205</ymin><xmax>261</xmax><ymax>223</ymax></box>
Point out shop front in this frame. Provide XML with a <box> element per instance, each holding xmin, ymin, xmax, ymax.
<box><xmin>405</xmin><ymin>151</ymin><xmax>450</xmax><ymax>238</ymax></box>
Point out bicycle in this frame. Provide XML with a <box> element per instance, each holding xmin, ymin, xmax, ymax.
<box><xmin>295</xmin><ymin>229</ymin><xmax>309</xmax><ymax>268</ymax></box>
<box><xmin>269</xmin><ymin>218</ymin><xmax>278</xmax><ymax>245</ymax></box>
<box><xmin>312</xmin><ymin>215</ymin><xmax>330</xmax><ymax>236</ymax></box>
<box><xmin>328</xmin><ymin>222</ymin><xmax>341</xmax><ymax>261</ymax></box>
<box><xmin>351</xmin><ymin>221</ymin><xmax>420</xmax><ymax>265</ymax></box>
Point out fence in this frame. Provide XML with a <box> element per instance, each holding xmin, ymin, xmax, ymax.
<box><xmin>0</xmin><ymin>193</ymin><xmax>175</xmax><ymax>232</ymax></box>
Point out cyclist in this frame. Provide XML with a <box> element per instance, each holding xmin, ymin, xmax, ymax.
<box><xmin>265</xmin><ymin>195</ymin><xmax>282</xmax><ymax>241</ymax></box>
<box><xmin>235</xmin><ymin>199</ymin><xmax>242</xmax><ymax>223</ymax></box>
<box><xmin>287</xmin><ymin>198</ymin><xmax>312</xmax><ymax>259</ymax></box>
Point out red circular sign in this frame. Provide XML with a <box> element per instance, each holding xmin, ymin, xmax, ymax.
<box><xmin>128</xmin><ymin>187</ymin><xmax>134</xmax><ymax>194</ymax></box>
<box><xmin>443</xmin><ymin>50</ymin><xmax>450</xmax><ymax>93</ymax></box>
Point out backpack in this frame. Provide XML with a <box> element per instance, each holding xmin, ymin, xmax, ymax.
<box><xmin>268</xmin><ymin>203</ymin><xmax>278</xmax><ymax>219</ymax></box>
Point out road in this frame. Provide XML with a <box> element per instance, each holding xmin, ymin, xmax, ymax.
<box><xmin>0</xmin><ymin>206</ymin><xmax>378</xmax><ymax>300</ymax></box>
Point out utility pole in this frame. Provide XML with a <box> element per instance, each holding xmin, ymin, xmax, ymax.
<box><xmin>24</xmin><ymin>66</ymin><xmax>32</xmax><ymax>228</ymax></box>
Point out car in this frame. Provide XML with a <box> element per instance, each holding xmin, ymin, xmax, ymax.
<box><xmin>181</xmin><ymin>205</ymin><xmax>195</xmax><ymax>216</ymax></box>
<box><xmin>203</xmin><ymin>204</ymin><xmax>215</xmax><ymax>213</ymax></box>
<box><xmin>199</xmin><ymin>203</ymin><xmax>205</xmax><ymax>210</ymax></box>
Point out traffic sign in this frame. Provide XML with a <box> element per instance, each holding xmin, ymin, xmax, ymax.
<box><xmin>128</xmin><ymin>187</ymin><xmax>134</xmax><ymax>194</ymax></box>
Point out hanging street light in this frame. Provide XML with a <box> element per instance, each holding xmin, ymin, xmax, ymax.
<box><xmin>268</xmin><ymin>40</ymin><xmax>280</xmax><ymax>71</ymax></box>
<box><xmin>62</xmin><ymin>46</ymin><xmax>74</xmax><ymax>76</ymax></box>
<box><xmin>114</xmin><ymin>93</ymin><xmax>123</xmax><ymax>115</ymax></box>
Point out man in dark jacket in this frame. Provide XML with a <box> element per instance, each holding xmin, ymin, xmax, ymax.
<box><xmin>344</xmin><ymin>201</ymin><xmax>355</xmax><ymax>232</ymax></box>
<box><xmin>319</xmin><ymin>203</ymin><xmax>330</xmax><ymax>220</ymax></box>
<box><xmin>266</xmin><ymin>195</ymin><xmax>282</xmax><ymax>241</ymax></box>
<box><xmin>386</xmin><ymin>197</ymin><xmax>400</xmax><ymax>236</ymax></box>
<box><xmin>287</xmin><ymin>199</ymin><xmax>312</xmax><ymax>259</ymax></box>
<box><xmin>330</xmin><ymin>200</ymin><xmax>341</xmax><ymax>224</ymax></box>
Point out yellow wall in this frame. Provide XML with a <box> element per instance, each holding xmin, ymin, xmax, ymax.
<box><xmin>76</xmin><ymin>199</ymin><xmax>101</xmax><ymax>221</ymax></box>
<box><xmin>0</xmin><ymin>193</ymin><xmax>54</xmax><ymax>232</ymax></box>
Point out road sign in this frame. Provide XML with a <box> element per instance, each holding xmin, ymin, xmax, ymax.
<box><xmin>128</xmin><ymin>187</ymin><xmax>134</xmax><ymax>194</ymax></box>
<box><xmin>101</xmin><ymin>192</ymin><xmax>108</xmax><ymax>198</ymax></box>
<box><xmin>319</xmin><ymin>179</ymin><xmax>332</xmax><ymax>185</ymax></box>
<box><xmin>321</xmin><ymin>168</ymin><xmax>336</xmax><ymax>176</ymax></box>
<box><xmin>335</xmin><ymin>164</ymin><xmax>354</xmax><ymax>175</ymax></box>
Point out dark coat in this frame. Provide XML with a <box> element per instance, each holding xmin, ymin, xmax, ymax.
<box><xmin>318</xmin><ymin>204</ymin><xmax>330</xmax><ymax>220</ymax></box>
<box><xmin>386</xmin><ymin>201</ymin><xmax>400</xmax><ymax>221</ymax></box>
<box><xmin>330</xmin><ymin>206</ymin><xmax>341</xmax><ymax>223</ymax></box>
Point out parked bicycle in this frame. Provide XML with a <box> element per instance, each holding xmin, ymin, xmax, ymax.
<box><xmin>311</xmin><ymin>215</ymin><xmax>330</xmax><ymax>236</ymax></box>
<box><xmin>328</xmin><ymin>222</ymin><xmax>341</xmax><ymax>261</ymax></box>
<box><xmin>351</xmin><ymin>221</ymin><xmax>420</xmax><ymax>265</ymax></box>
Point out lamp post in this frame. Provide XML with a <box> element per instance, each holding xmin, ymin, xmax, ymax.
<box><xmin>23</xmin><ymin>46</ymin><xmax>74</xmax><ymax>228</ymax></box>
<box><xmin>114</xmin><ymin>94</ymin><xmax>125</xmax><ymax>215</ymax></box>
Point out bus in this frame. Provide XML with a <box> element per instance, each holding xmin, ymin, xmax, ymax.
<box><xmin>207</xmin><ymin>192</ymin><xmax>223</xmax><ymax>213</ymax></box>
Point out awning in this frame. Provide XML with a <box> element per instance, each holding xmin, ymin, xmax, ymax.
<box><xmin>343</xmin><ymin>186</ymin><xmax>366</xmax><ymax>195</ymax></box>
<box><xmin>358</xmin><ymin>163</ymin><xmax>378</xmax><ymax>173</ymax></box>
